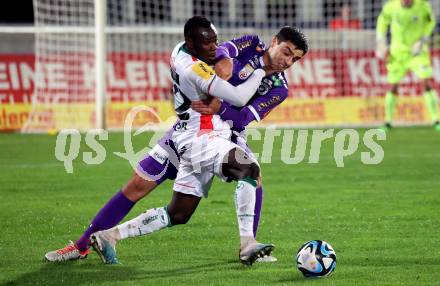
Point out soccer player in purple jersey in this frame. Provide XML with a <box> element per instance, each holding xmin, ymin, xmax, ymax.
<box><xmin>44</xmin><ymin>24</ymin><xmax>308</xmax><ymax>265</ymax></box>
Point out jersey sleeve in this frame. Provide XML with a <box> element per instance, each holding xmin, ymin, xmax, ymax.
<box><xmin>216</xmin><ymin>34</ymin><xmax>265</xmax><ymax>60</ymax></box>
<box><xmin>423</xmin><ymin>1</ymin><xmax>436</xmax><ymax>38</ymax></box>
<box><xmin>218</xmin><ymin>85</ymin><xmax>288</xmax><ymax>130</ymax></box>
<box><xmin>246</xmin><ymin>87</ymin><xmax>288</xmax><ymax>121</ymax></box>
<box><xmin>183</xmin><ymin>60</ymin><xmax>217</xmax><ymax>100</ymax></box>
<box><xmin>218</xmin><ymin>101</ymin><xmax>255</xmax><ymax>130</ymax></box>
<box><xmin>376</xmin><ymin>2</ymin><xmax>392</xmax><ymax>40</ymax></box>
<box><xmin>186</xmin><ymin>60</ymin><xmax>266</xmax><ymax>107</ymax></box>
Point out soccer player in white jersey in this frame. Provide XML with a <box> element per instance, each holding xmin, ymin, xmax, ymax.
<box><xmin>94</xmin><ymin>16</ymin><xmax>281</xmax><ymax>266</ymax></box>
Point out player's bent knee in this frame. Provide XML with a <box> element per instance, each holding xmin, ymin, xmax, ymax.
<box><xmin>169</xmin><ymin>212</ymin><xmax>192</xmax><ymax>225</ymax></box>
<box><xmin>132</xmin><ymin>173</ymin><xmax>152</xmax><ymax>190</ymax></box>
<box><xmin>424</xmin><ymin>80</ymin><xmax>432</xmax><ymax>91</ymax></box>
<box><xmin>257</xmin><ymin>175</ymin><xmax>263</xmax><ymax>188</ymax></box>
<box><xmin>123</xmin><ymin>173</ymin><xmax>157</xmax><ymax>202</ymax></box>
<box><xmin>244</xmin><ymin>162</ymin><xmax>260</xmax><ymax>180</ymax></box>
<box><xmin>230</xmin><ymin>162</ymin><xmax>260</xmax><ymax>181</ymax></box>
<box><xmin>222</xmin><ymin>148</ymin><xmax>260</xmax><ymax>181</ymax></box>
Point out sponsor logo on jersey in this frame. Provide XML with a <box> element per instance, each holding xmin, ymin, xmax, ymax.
<box><xmin>237</xmin><ymin>40</ymin><xmax>252</xmax><ymax>51</ymax></box>
<box><xmin>272</xmin><ymin>75</ymin><xmax>283</xmax><ymax>87</ymax></box>
<box><xmin>257</xmin><ymin>95</ymin><xmax>281</xmax><ymax>111</ymax></box>
<box><xmin>239</xmin><ymin>64</ymin><xmax>255</xmax><ymax>80</ymax></box>
<box><xmin>173</xmin><ymin>121</ymin><xmax>187</xmax><ymax>131</ymax></box>
<box><xmin>250</xmin><ymin>57</ymin><xmax>260</xmax><ymax>68</ymax></box>
<box><xmin>258</xmin><ymin>78</ymin><xmax>273</xmax><ymax>95</ymax></box>
<box><xmin>192</xmin><ymin>61</ymin><xmax>215</xmax><ymax>80</ymax></box>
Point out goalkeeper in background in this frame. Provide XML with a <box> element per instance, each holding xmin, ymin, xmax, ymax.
<box><xmin>376</xmin><ymin>0</ymin><xmax>439</xmax><ymax>131</ymax></box>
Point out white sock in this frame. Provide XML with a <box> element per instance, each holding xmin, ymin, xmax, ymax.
<box><xmin>117</xmin><ymin>206</ymin><xmax>171</xmax><ymax>240</ymax></box>
<box><xmin>235</xmin><ymin>178</ymin><xmax>257</xmax><ymax>239</ymax></box>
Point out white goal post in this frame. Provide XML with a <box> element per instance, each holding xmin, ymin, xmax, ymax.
<box><xmin>95</xmin><ymin>0</ymin><xmax>106</xmax><ymax>130</ymax></box>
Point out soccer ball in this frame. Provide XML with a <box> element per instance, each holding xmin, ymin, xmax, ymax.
<box><xmin>296</xmin><ymin>240</ymin><xmax>336</xmax><ymax>278</ymax></box>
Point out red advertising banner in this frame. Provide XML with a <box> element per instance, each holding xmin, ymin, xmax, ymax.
<box><xmin>1</xmin><ymin>50</ymin><xmax>440</xmax><ymax>104</ymax></box>
<box><xmin>1</xmin><ymin>50</ymin><xmax>439</xmax><ymax>130</ymax></box>
<box><xmin>283</xmin><ymin>50</ymin><xmax>440</xmax><ymax>97</ymax></box>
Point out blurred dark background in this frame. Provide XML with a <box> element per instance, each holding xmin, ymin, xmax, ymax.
<box><xmin>0</xmin><ymin>0</ymin><xmax>34</xmax><ymax>24</ymax></box>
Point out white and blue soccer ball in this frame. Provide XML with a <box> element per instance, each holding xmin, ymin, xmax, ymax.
<box><xmin>296</xmin><ymin>240</ymin><xmax>336</xmax><ymax>278</ymax></box>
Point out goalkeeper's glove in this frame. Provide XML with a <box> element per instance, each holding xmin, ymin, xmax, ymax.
<box><xmin>375</xmin><ymin>36</ymin><xmax>388</xmax><ymax>60</ymax></box>
<box><xmin>412</xmin><ymin>36</ymin><xmax>429</xmax><ymax>56</ymax></box>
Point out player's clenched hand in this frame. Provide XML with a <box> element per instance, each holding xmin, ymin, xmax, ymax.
<box><xmin>215</xmin><ymin>58</ymin><xmax>233</xmax><ymax>80</ymax></box>
<box><xmin>262</xmin><ymin>63</ymin><xmax>285</xmax><ymax>76</ymax></box>
<box><xmin>375</xmin><ymin>49</ymin><xmax>389</xmax><ymax>62</ymax></box>
<box><xmin>191</xmin><ymin>97</ymin><xmax>222</xmax><ymax>114</ymax></box>
<box><xmin>411</xmin><ymin>37</ymin><xmax>428</xmax><ymax>56</ymax></box>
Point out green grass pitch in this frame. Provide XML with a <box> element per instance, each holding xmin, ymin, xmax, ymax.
<box><xmin>0</xmin><ymin>127</ymin><xmax>439</xmax><ymax>285</ymax></box>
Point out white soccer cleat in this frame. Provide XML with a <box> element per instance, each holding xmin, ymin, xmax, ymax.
<box><xmin>90</xmin><ymin>231</ymin><xmax>119</xmax><ymax>264</ymax></box>
<box><xmin>255</xmin><ymin>254</ymin><xmax>278</xmax><ymax>263</ymax></box>
<box><xmin>239</xmin><ymin>242</ymin><xmax>275</xmax><ymax>266</ymax></box>
<box><xmin>44</xmin><ymin>240</ymin><xmax>90</xmax><ymax>262</ymax></box>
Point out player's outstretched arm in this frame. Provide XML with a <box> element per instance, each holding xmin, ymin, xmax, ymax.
<box><xmin>375</xmin><ymin>3</ymin><xmax>391</xmax><ymax>60</ymax></box>
<box><xmin>411</xmin><ymin>2</ymin><xmax>436</xmax><ymax>56</ymax></box>
<box><xmin>189</xmin><ymin>61</ymin><xmax>282</xmax><ymax>107</ymax></box>
<box><xmin>192</xmin><ymin>88</ymin><xmax>288</xmax><ymax>129</ymax></box>
<box><xmin>423</xmin><ymin>1</ymin><xmax>436</xmax><ymax>38</ymax></box>
<box><xmin>192</xmin><ymin>99</ymin><xmax>252</xmax><ymax>129</ymax></box>
<box><xmin>208</xmin><ymin>69</ymin><xmax>266</xmax><ymax>107</ymax></box>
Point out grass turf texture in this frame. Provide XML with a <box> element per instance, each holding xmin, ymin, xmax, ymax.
<box><xmin>0</xmin><ymin>127</ymin><xmax>439</xmax><ymax>286</ymax></box>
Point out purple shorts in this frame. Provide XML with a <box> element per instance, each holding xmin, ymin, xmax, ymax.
<box><xmin>137</xmin><ymin>128</ymin><xmax>179</xmax><ymax>184</ymax></box>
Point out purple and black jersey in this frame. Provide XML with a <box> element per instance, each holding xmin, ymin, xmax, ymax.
<box><xmin>216</xmin><ymin>35</ymin><xmax>289</xmax><ymax>131</ymax></box>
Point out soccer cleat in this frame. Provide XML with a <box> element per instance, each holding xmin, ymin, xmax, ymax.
<box><xmin>44</xmin><ymin>240</ymin><xmax>90</xmax><ymax>262</ymax></box>
<box><xmin>255</xmin><ymin>254</ymin><xmax>278</xmax><ymax>263</ymax></box>
<box><xmin>90</xmin><ymin>231</ymin><xmax>119</xmax><ymax>264</ymax></box>
<box><xmin>239</xmin><ymin>242</ymin><xmax>275</xmax><ymax>266</ymax></box>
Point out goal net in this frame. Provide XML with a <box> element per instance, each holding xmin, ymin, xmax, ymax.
<box><xmin>24</xmin><ymin>0</ymin><xmax>440</xmax><ymax>132</ymax></box>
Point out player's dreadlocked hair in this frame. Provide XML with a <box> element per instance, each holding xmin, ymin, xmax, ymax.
<box><xmin>276</xmin><ymin>26</ymin><xmax>309</xmax><ymax>55</ymax></box>
<box><xmin>184</xmin><ymin>16</ymin><xmax>213</xmax><ymax>40</ymax></box>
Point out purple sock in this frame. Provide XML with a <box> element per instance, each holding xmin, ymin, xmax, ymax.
<box><xmin>76</xmin><ymin>190</ymin><xmax>135</xmax><ymax>251</ymax></box>
<box><xmin>253</xmin><ymin>186</ymin><xmax>263</xmax><ymax>238</ymax></box>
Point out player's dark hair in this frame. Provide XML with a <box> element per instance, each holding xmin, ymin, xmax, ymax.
<box><xmin>276</xmin><ymin>26</ymin><xmax>308</xmax><ymax>54</ymax></box>
<box><xmin>184</xmin><ymin>16</ymin><xmax>212</xmax><ymax>40</ymax></box>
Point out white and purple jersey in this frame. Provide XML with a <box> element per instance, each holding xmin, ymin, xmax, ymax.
<box><xmin>139</xmin><ymin>35</ymin><xmax>289</xmax><ymax>183</ymax></box>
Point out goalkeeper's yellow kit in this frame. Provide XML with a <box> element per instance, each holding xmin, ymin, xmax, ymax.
<box><xmin>376</xmin><ymin>0</ymin><xmax>436</xmax><ymax>84</ymax></box>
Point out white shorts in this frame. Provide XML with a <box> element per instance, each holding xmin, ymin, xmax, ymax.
<box><xmin>173</xmin><ymin>132</ymin><xmax>244</xmax><ymax>198</ymax></box>
<box><xmin>235</xmin><ymin>134</ymin><xmax>259</xmax><ymax>168</ymax></box>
